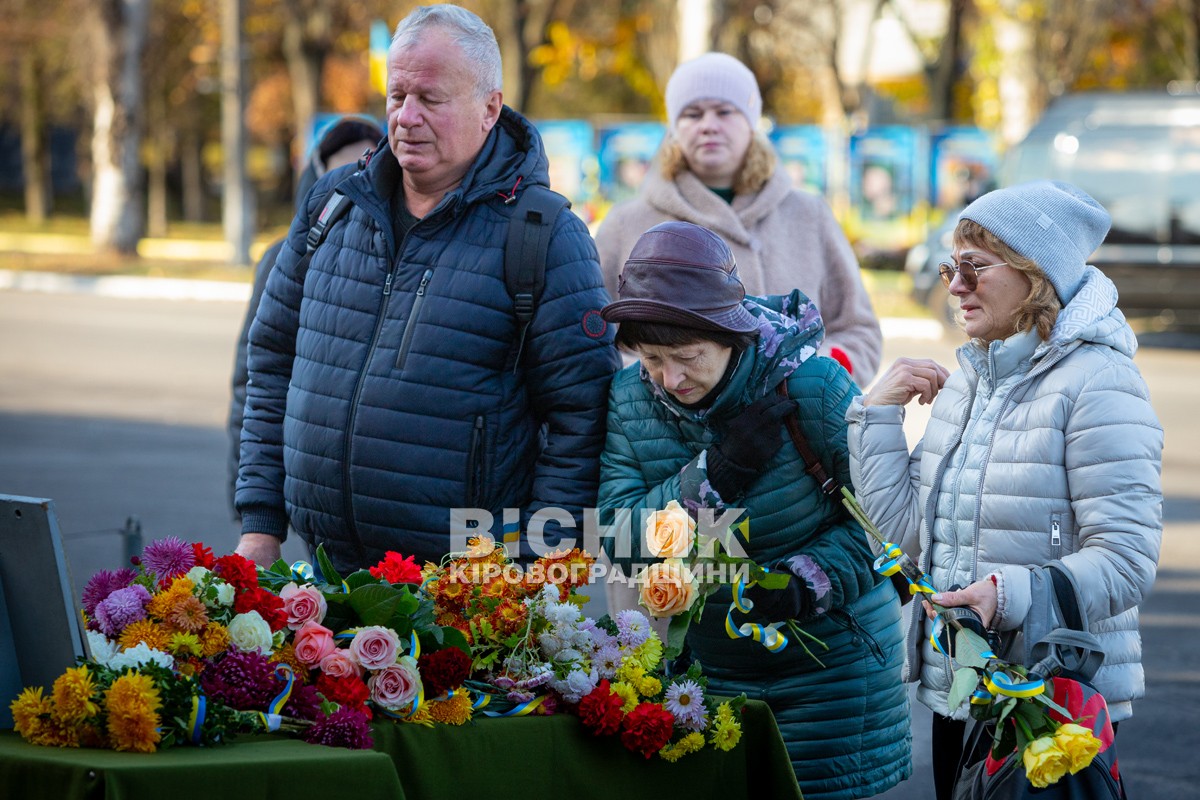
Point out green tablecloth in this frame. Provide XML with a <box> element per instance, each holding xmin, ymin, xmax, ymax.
<box><xmin>0</xmin><ymin>700</ymin><xmax>801</xmax><ymax>800</ymax></box>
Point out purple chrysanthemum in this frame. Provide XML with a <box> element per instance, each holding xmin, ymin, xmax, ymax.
<box><xmin>284</xmin><ymin>683</ymin><xmax>323</xmax><ymax>721</ymax></box>
<box><xmin>303</xmin><ymin>708</ymin><xmax>373</xmax><ymax>749</ymax></box>
<box><xmin>81</xmin><ymin>568</ymin><xmax>138</xmax><ymax>617</ymax></box>
<box><xmin>664</xmin><ymin>679</ymin><xmax>708</xmax><ymax>732</ymax></box>
<box><xmin>93</xmin><ymin>584</ymin><xmax>151</xmax><ymax>637</ymax></box>
<box><xmin>593</xmin><ymin>643</ymin><xmax>622</xmax><ymax>680</ymax></box>
<box><xmin>587</xmin><ymin>625</ymin><xmax>617</xmax><ymax>651</ymax></box>
<box><xmin>615</xmin><ymin>609</ymin><xmax>650</xmax><ymax>648</ymax></box>
<box><xmin>141</xmin><ymin>536</ymin><xmax>195</xmax><ymax>581</ymax></box>
<box><xmin>199</xmin><ymin>648</ymin><xmax>279</xmax><ymax>710</ymax></box>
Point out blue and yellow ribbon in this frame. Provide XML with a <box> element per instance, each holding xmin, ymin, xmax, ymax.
<box><xmin>723</xmin><ymin>574</ymin><xmax>788</xmax><ymax>653</ymax></box>
<box><xmin>408</xmin><ymin>632</ymin><xmax>421</xmax><ymax>660</ymax></box>
<box><xmin>188</xmin><ymin>694</ymin><xmax>207</xmax><ymax>745</ymax></box>
<box><xmin>984</xmin><ymin>671</ymin><xmax>1045</xmax><ymax>699</ymax></box>
<box><xmin>478</xmin><ymin>694</ymin><xmax>546</xmax><ymax>717</ymax></box>
<box><xmin>267</xmin><ymin>664</ymin><xmax>295</xmax><ymax>715</ymax></box>
<box><xmin>290</xmin><ymin>561</ymin><xmax>314</xmax><ymax>582</ymax></box>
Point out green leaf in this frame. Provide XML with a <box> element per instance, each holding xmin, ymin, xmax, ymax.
<box><xmin>315</xmin><ymin>544</ymin><xmax>343</xmax><ymax>588</ymax></box>
<box><xmin>1032</xmin><ymin>692</ymin><xmax>1072</xmax><ymax>719</ymax></box>
<box><xmin>439</xmin><ymin>626</ymin><xmax>471</xmax><ymax>656</ymax></box>
<box><xmin>347</xmin><ymin>584</ymin><xmax>413</xmax><ymax>627</ymax></box>
<box><xmin>755</xmin><ymin>572</ymin><xmax>791</xmax><ymax>590</ymax></box>
<box><xmin>343</xmin><ymin>570</ymin><xmax>378</xmax><ymax>591</ymax></box>
<box><xmin>664</xmin><ymin>613</ymin><xmax>691</xmax><ymax>659</ymax></box>
<box><xmin>949</xmin><ymin>627</ymin><xmax>992</xmax><ymax>669</ymax></box>
<box><xmin>948</xmin><ymin>667</ymin><xmax>979</xmax><ymax>711</ymax></box>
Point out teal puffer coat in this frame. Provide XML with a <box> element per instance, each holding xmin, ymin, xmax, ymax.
<box><xmin>599</xmin><ymin>296</ymin><xmax>911</xmax><ymax>800</ymax></box>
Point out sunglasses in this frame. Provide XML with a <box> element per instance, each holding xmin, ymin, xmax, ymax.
<box><xmin>937</xmin><ymin>258</ymin><xmax>1008</xmax><ymax>290</ymax></box>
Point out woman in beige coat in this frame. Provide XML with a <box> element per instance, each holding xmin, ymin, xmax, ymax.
<box><xmin>595</xmin><ymin>52</ymin><xmax>882</xmax><ymax>386</ymax></box>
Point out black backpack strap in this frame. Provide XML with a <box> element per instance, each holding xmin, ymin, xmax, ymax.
<box><xmin>294</xmin><ymin>178</ymin><xmax>357</xmax><ymax>284</ymax></box>
<box><xmin>504</xmin><ymin>185</ymin><xmax>569</xmax><ymax>372</ymax></box>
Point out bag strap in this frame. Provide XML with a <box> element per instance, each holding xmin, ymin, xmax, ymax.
<box><xmin>504</xmin><ymin>185</ymin><xmax>569</xmax><ymax>372</ymax></box>
<box><xmin>775</xmin><ymin>382</ymin><xmax>840</xmax><ymax>498</ymax></box>
<box><xmin>1028</xmin><ymin>562</ymin><xmax>1105</xmax><ymax>681</ymax></box>
<box><xmin>295</xmin><ymin>179</ymin><xmax>357</xmax><ymax>284</ymax></box>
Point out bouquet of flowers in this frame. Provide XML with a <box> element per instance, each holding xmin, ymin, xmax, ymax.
<box><xmin>633</xmin><ymin>500</ymin><xmax>827</xmax><ymax>663</ymax></box>
<box><xmin>840</xmin><ymin>489</ymin><xmax>1104</xmax><ymax>788</ymax></box>
<box><xmin>11</xmin><ymin>537</ymin><xmax>371</xmax><ymax>751</ymax></box>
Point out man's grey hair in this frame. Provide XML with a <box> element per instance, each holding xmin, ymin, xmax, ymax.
<box><xmin>392</xmin><ymin>5</ymin><xmax>503</xmax><ymax>98</ymax></box>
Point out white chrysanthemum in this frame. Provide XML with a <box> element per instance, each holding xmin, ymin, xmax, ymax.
<box><xmin>108</xmin><ymin>642</ymin><xmax>174</xmax><ymax>671</ymax></box>
<box><xmin>86</xmin><ymin>630</ymin><xmax>119</xmax><ymax>667</ymax></box>
<box><xmin>545</xmin><ymin>602</ymin><xmax>580</xmax><ymax>627</ymax></box>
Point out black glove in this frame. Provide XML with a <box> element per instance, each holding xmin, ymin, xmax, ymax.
<box><xmin>931</xmin><ymin>584</ymin><xmax>992</xmax><ymax>654</ymax></box>
<box><xmin>706</xmin><ymin>393</ymin><xmax>798</xmax><ymax>499</ymax></box>
<box><xmin>743</xmin><ymin>569</ymin><xmax>812</xmax><ymax>622</ymax></box>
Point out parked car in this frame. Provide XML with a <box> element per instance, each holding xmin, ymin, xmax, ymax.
<box><xmin>911</xmin><ymin>91</ymin><xmax>1200</xmax><ymax>333</ymax></box>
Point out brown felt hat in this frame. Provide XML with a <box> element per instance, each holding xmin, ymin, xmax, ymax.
<box><xmin>601</xmin><ymin>222</ymin><xmax>758</xmax><ymax>334</ymax></box>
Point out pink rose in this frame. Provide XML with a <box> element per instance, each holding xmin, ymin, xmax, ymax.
<box><xmin>367</xmin><ymin>656</ymin><xmax>421</xmax><ymax>711</ymax></box>
<box><xmin>318</xmin><ymin>649</ymin><xmax>363</xmax><ymax>680</ymax></box>
<box><xmin>293</xmin><ymin>620</ymin><xmax>336</xmax><ymax>667</ymax></box>
<box><xmin>348</xmin><ymin>625</ymin><xmax>401</xmax><ymax>670</ymax></box>
<box><xmin>279</xmin><ymin>582</ymin><xmax>328</xmax><ymax>630</ymax></box>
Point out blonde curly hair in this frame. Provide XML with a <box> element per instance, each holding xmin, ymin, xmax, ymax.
<box><xmin>657</xmin><ymin>131</ymin><xmax>777</xmax><ymax>196</ymax></box>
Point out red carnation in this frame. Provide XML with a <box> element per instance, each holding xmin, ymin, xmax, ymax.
<box><xmin>578</xmin><ymin>680</ymin><xmax>625</xmax><ymax>737</ymax></box>
<box><xmin>620</xmin><ymin>702</ymin><xmax>675</xmax><ymax>759</ymax></box>
<box><xmin>316</xmin><ymin>673</ymin><xmax>372</xmax><ymax>717</ymax></box>
<box><xmin>369</xmin><ymin>552</ymin><xmax>423</xmax><ymax>584</ymax></box>
<box><xmin>417</xmin><ymin>648</ymin><xmax>472</xmax><ymax>697</ymax></box>
<box><xmin>192</xmin><ymin>542</ymin><xmax>216</xmax><ymax>570</ymax></box>
<box><xmin>214</xmin><ymin>553</ymin><xmax>258</xmax><ymax>591</ymax></box>
<box><xmin>234</xmin><ymin>586</ymin><xmax>288</xmax><ymax>631</ymax></box>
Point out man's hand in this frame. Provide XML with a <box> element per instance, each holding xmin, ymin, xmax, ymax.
<box><xmin>863</xmin><ymin>357</ymin><xmax>950</xmax><ymax>407</ymax></box>
<box><xmin>235</xmin><ymin>533</ymin><xmax>282</xmax><ymax>566</ymax></box>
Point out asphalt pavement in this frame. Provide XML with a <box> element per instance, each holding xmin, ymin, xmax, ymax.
<box><xmin>1</xmin><ymin>278</ymin><xmax>1197</xmax><ymax>797</ymax></box>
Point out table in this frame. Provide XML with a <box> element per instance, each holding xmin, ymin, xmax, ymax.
<box><xmin>0</xmin><ymin>700</ymin><xmax>802</xmax><ymax>800</ymax></box>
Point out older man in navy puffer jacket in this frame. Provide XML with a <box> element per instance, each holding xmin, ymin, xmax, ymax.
<box><xmin>234</xmin><ymin>6</ymin><xmax>619</xmax><ymax>573</ymax></box>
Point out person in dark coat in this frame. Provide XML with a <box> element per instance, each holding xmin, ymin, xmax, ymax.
<box><xmin>226</xmin><ymin>114</ymin><xmax>384</xmax><ymax>514</ymax></box>
<box><xmin>233</xmin><ymin>4</ymin><xmax>620</xmax><ymax>572</ymax></box>
<box><xmin>598</xmin><ymin>221</ymin><xmax>910</xmax><ymax>799</ymax></box>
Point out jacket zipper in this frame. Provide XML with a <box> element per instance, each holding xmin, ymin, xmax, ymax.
<box><xmin>396</xmin><ymin>268</ymin><xmax>433</xmax><ymax>369</ymax></box>
<box><xmin>340</xmin><ymin>232</ymin><xmax>402</xmax><ymax>566</ymax></box>
<box><xmin>828</xmin><ymin>607</ymin><xmax>886</xmax><ymax>666</ymax></box>
<box><xmin>465</xmin><ymin>415</ymin><xmax>485</xmax><ymax>506</ymax></box>
<box><xmin>1050</xmin><ymin>516</ymin><xmax>1062</xmax><ymax>559</ymax></box>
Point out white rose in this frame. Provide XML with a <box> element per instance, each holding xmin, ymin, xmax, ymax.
<box><xmin>186</xmin><ymin>566</ymin><xmax>211</xmax><ymax>585</ymax></box>
<box><xmin>227</xmin><ymin>610</ymin><xmax>274</xmax><ymax>653</ymax></box>
<box><xmin>215</xmin><ymin>582</ymin><xmax>236</xmax><ymax>607</ymax></box>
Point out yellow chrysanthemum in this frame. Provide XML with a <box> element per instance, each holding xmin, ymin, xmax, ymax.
<box><xmin>33</xmin><ymin>715</ymin><xmax>81</xmax><ymax>748</ymax></box>
<box><xmin>168</xmin><ymin>632</ymin><xmax>203</xmax><ymax>657</ymax></box>
<box><xmin>51</xmin><ymin>666</ymin><xmax>99</xmax><ymax>723</ymax></box>
<box><xmin>709</xmin><ymin>717</ymin><xmax>742</xmax><ymax>751</ymax></box>
<box><xmin>616</xmin><ymin>660</ymin><xmax>646</xmax><ymax>685</ymax></box>
<box><xmin>199</xmin><ymin>622</ymin><xmax>231</xmax><ymax>658</ymax></box>
<box><xmin>659</xmin><ymin>731</ymin><xmax>706</xmax><ymax>761</ymax></box>
<box><xmin>633</xmin><ymin>636</ymin><xmax>663</xmax><ymax>672</ymax></box>
<box><xmin>118</xmin><ymin>619</ymin><xmax>170</xmax><ymax>652</ymax></box>
<box><xmin>10</xmin><ymin>686</ymin><xmax>53</xmax><ymax>740</ymax></box>
<box><xmin>637</xmin><ymin>676</ymin><xmax>662</xmax><ymax>698</ymax></box>
<box><xmin>610</xmin><ymin>681</ymin><xmax>640</xmax><ymax>713</ymax></box>
<box><xmin>714</xmin><ymin>701</ymin><xmax>735</xmax><ymax>724</ymax></box>
<box><xmin>105</xmin><ymin>672</ymin><xmax>162</xmax><ymax>753</ymax></box>
<box><xmin>398</xmin><ymin>704</ymin><xmax>435</xmax><ymax>727</ymax></box>
<box><xmin>427</xmin><ymin>692</ymin><xmax>473</xmax><ymax>726</ymax></box>
<box><xmin>267</xmin><ymin>642</ymin><xmax>310</xmax><ymax>681</ymax></box>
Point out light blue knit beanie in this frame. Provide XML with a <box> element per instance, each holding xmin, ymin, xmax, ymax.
<box><xmin>960</xmin><ymin>180</ymin><xmax>1111</xmax><ymax>303</ymax></box>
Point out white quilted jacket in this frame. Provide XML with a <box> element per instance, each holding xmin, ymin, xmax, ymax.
<box><xmin>846</xmin><ymin>266</ymin><xmax>1163</xmax><ymax>721</ymax></box>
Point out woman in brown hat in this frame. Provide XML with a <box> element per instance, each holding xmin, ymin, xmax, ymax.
<box><xmin>597</xmin><ymin>221</ymin><xmax>910</xmax><ymax>799</ymax></box>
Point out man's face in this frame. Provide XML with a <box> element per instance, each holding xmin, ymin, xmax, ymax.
<box><xmin>385</xmin><ymin>28</ymin><xmax>502</xmax><ymax>195</ymax></box>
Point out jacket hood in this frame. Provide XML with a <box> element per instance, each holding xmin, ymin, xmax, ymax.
<box><xmin>642</xmin><ymin>292</ymin><xmax>825</xmax><ymax>422</ymax></box>
<box><xmin>1040</xmin><ymin>265</ymin><xmax>1137</xmax><ymax>360</ymax></box>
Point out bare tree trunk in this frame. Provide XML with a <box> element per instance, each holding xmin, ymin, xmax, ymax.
<box><xmin>18</xmin><ymin>48</ymin><xmax>50</xmax><ymax>224</ymax></box>
<box><xmin>281</xmin><ymin>1</ymin><xmax>331</xmax><ymax>139</ymax></box>
<box><xmin>89</xmin><ymin>0</ymin><xmax>149</xmax><ymax>255</ymax></box>
<box><xmin>180</xmin><ymin>129</ymin><xmax>205</xmax><ymax>223</ymax></box>
<box><xmin>146</xmin><ymin>90</ymin><xmax>168</xmax><ymax>239</ymax></box>
<box><xmin>993</xmin><ymin>12</ymin><xmax>1037</xmax><ymax>146</ymax></box>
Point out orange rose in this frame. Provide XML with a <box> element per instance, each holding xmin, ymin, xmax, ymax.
<box><xmin>638</xmin><ymin>559</ymin><xmax>699</xmax><ymax>618</ymax></box>
<box><xmin>644</xmin><ymin>500</ymin><xmax>696</xmax><ymax>558</ymax></box>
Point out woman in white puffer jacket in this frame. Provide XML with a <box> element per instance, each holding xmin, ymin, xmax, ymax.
<box><xmin>845</xmin><ymin>180</ymin><xmax>1162</xmax><ymax>800</ymax></box>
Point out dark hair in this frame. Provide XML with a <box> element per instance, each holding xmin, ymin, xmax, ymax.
<box><xmin>613</xmin><ymin>320</ymin><xmax>757</xmax><ymax>353</ymax></box>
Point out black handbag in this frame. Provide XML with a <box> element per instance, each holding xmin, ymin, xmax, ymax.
<box><xmin>951</xmin><ymin>564</ymin><xmax>1125</xmax><ymax>800</ymax></box>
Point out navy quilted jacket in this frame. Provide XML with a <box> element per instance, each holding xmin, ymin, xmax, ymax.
<box><xmin>599</xmin><ymin>297</ymin><xmax>910</xmax><ymax>799</ymax></box>
<box><xmin>236</xmin><ymin>107</ymin><xmax>620</xmax><ymax>573</ymax></box>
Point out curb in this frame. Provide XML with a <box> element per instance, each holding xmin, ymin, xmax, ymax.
<box><xmin>0</xmin><ymin>268</ymin><xmax>946</xmax><ymax>341</ymax></box>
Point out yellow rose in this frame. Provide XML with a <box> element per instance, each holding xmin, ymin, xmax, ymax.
<box><xmin>644</xmin><ymin>500</ymin><xmax>696</xmax><ymax>558</ymax></box>
<box><xmin>1054</xmin><ymin>723</ymin><xmax>1101</xmax><ymax>774</ymax></box>
<box><xmin>638</xmin><ymin>558</ymin><xmax>699</xmax><ymax>618</ymax></box>
<box><xmin>1022</xmin><ymin>735</ymin><xmax>1072</xmax><ymax>788</ymax></box>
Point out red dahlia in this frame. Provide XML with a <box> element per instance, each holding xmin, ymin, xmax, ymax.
<box><xmin>418</xmin><ymin>648</ymin><xmax>472</xmax><ymax>697</ymax></box>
